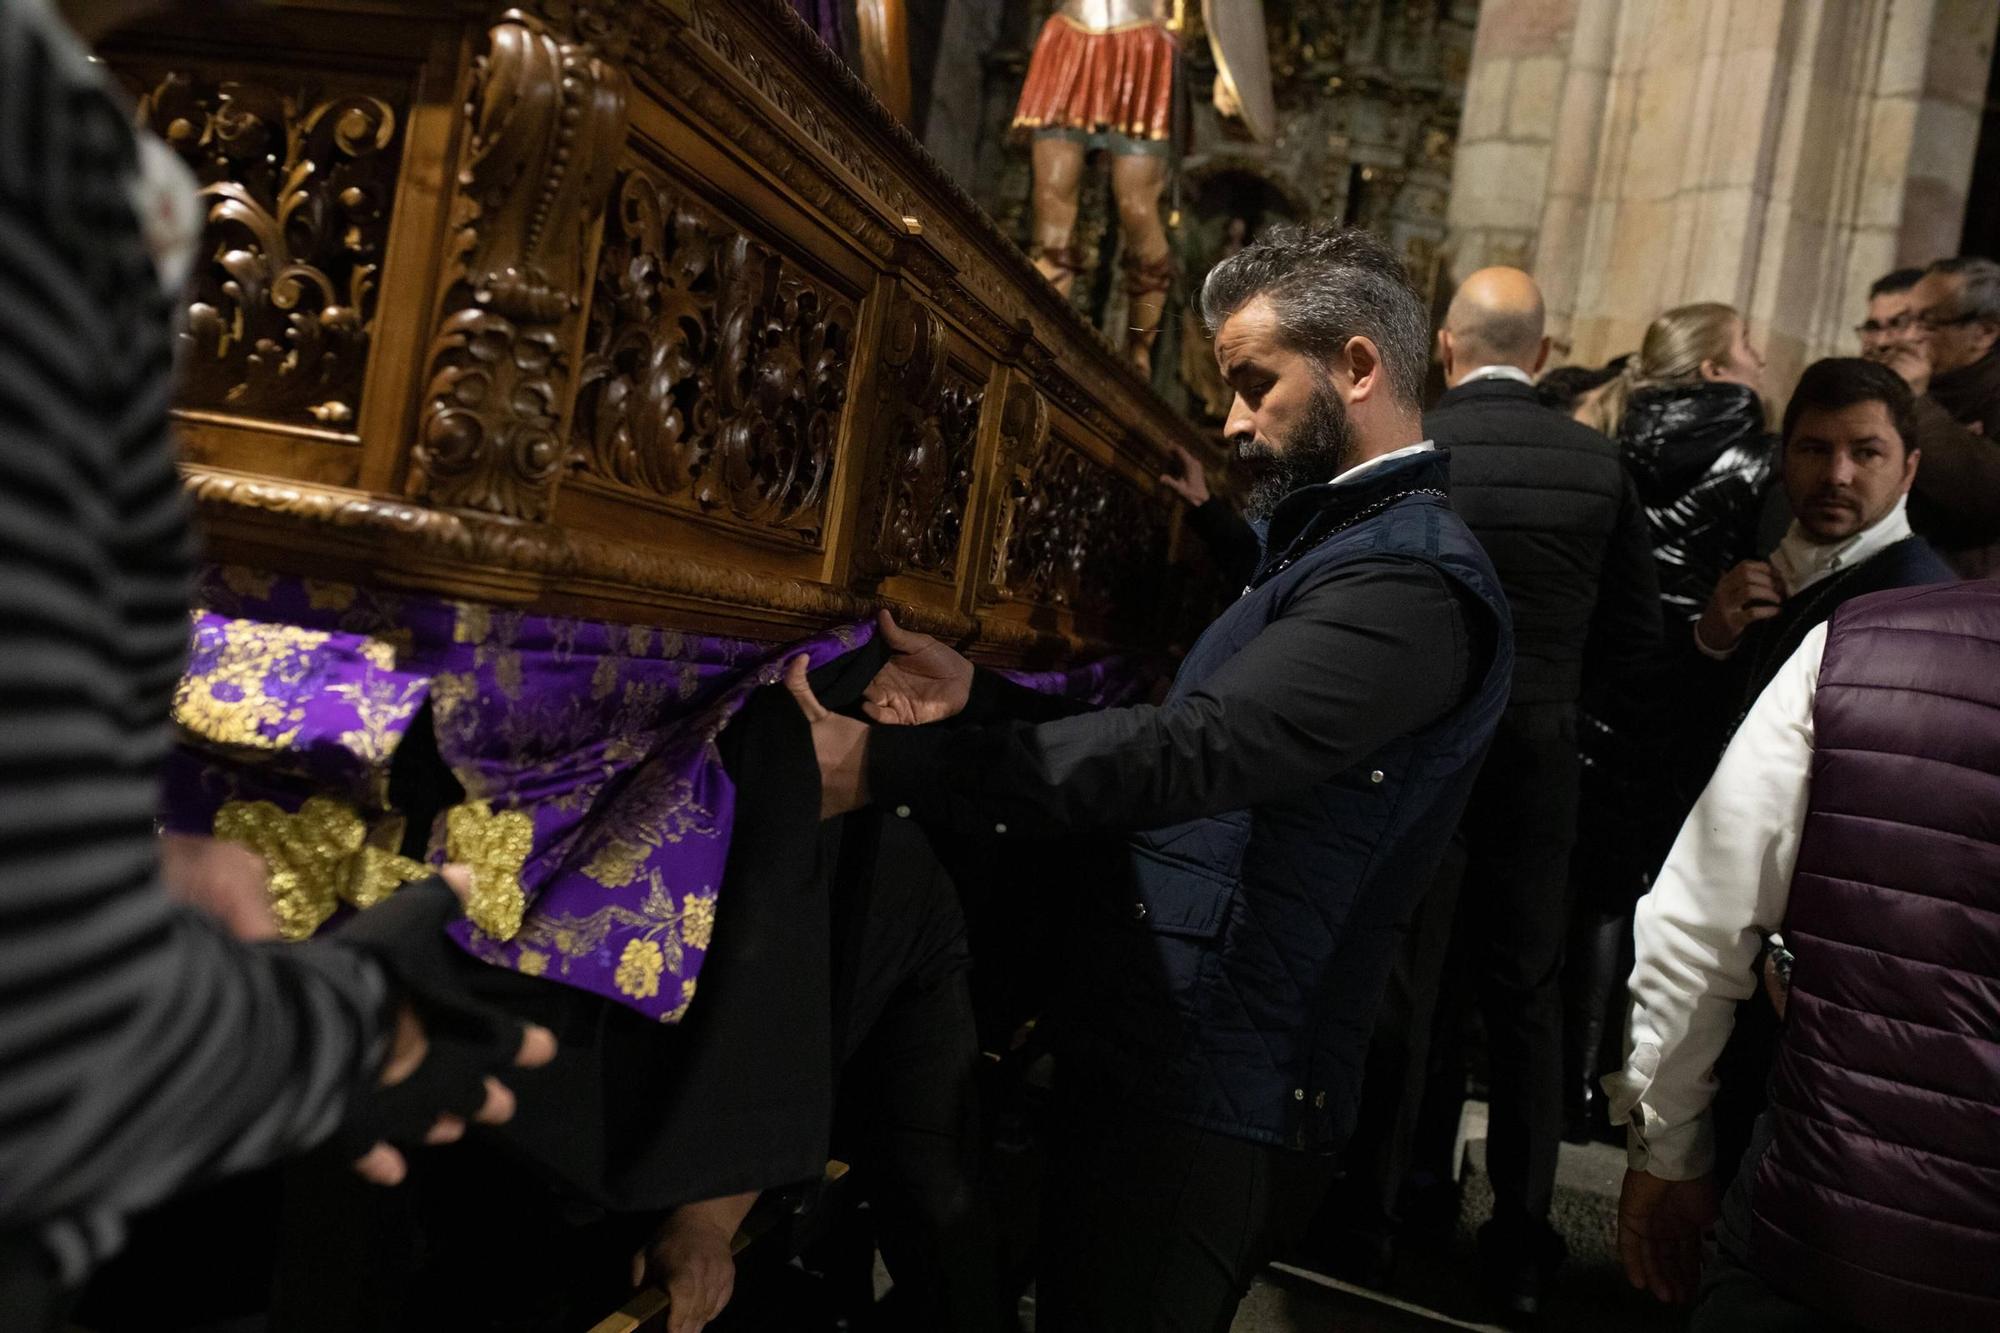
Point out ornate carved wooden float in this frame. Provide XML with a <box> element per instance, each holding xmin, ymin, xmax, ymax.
<box><xmin>104</xmin><ymin>0</ymin><xmax>1220</xmax><ymax>663</ymax></box>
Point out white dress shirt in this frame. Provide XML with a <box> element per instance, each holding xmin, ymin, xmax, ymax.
<box><xmin>1331</xmin><ymin>440</ymin><xmax>1436</xmax><ymax>486</ymax></box>
<box><xmin>1604</xmin><ymin>622</ymin><xmax>1827</xmax><ymax>1179</ymax></box>
<box><xmin>1695</xmin><ymin>498</ymin><xmax>1912</xmax><ymax>659</ymax></box>
<box><xmin>1457</xmin><ymin>364</ymin><xmax>1536</xmax><ymax>387</ymax></box>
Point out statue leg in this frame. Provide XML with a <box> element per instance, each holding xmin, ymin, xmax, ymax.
<box><xmin>1111</xmin><ymin>151</ymin><xmax>1173</xmax><ymax>376</ymax></box>
<box><xmin>1029</xmin><ymin>135</ymin><xmax>1089</xmax><ymax>296</ymax></box>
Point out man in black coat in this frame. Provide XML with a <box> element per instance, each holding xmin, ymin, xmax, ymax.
<box><xmin>1171</xmin><ymin>267</ymin><xmax>1662</xmax><ymax>1322</ymax></box>
<box><xmin>1391</xmin><ymin>269</ymin><xmax>1664</xmax><ymax>1323</ymax></box>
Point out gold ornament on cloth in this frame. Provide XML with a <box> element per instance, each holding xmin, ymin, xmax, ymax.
<box><xmin>445</xmin><ymin>801</ymin><xmax>534</xmax><ymax>941</ymax></box>
<box><xmin>212</xmin><ymin>796</ymin><xmax>431</xmax><ymax>941</ymax></box>
<box><xmin>614</xmin><ymin>938</ymin><xmax>664</xmax><ymax>1000</ymax></box>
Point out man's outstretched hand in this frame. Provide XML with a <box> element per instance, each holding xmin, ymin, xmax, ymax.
<box><xmin>1617</xmin><ymin>1169</ymin><xmax>1718</xmax><ymax>1306</ymax></box>
<box><xmin>859</xmin><ymin>609</ymin><xmax>973</xmax><ymax>726</ymax></box>
<box><xmin>1159</xmin><ymin>442</ymin><xmax>1211</xmax><ymax>508</ymax></box>
<box><xmin>783</xmin><ymin>655</ymin><xmax>872</xmax><ymax>819</ymax></box>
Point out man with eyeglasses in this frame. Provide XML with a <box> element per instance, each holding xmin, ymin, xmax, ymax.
<box><xmin>1881</xmin><ymin>255</ymin><xmax>2000</xmax><ymax>575</ymax></box>
<box><xmin>1854</xmin><ymin>267</ymin><xmax>1923</xmax><ymax>361</ymax></box>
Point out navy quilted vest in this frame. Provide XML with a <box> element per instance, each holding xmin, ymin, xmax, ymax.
<box><xmin>1065</xmin><ymin>448</ymin><xmax>1513</xmax><ymax>1150</ymax></box>
<box><xmin>1749</xmin><ymin>580</ymin><xmax>2000</xmax><ymax>1331</ymax></box>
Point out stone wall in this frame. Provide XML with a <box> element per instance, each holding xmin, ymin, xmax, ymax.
<box><xmin>1447</xmin><ymin>0</ymin><xmax>1998</xmax><ymax>394</ymax></box>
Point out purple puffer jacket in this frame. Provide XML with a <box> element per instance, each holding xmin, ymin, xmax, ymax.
<box><xmin>1749</xmin><ymin>580</ymin><xmax>2000</xmax><ymax>1332</ymax></box>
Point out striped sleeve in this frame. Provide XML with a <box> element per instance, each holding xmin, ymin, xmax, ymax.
<box><xmin>0</xmin><ymin>1</ymin><xmax>391</xmax><ymax>1279</ymax></box>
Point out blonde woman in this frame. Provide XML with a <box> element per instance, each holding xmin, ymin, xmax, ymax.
<box><xmin>1583</xmin><ymin>303</ymin><xmax>1776</xmax><ymax>624</ymax></box>
<box><xmin>1564</xmin><ymin>304</ymin><xmax>1777</xmax><ymax>1145</ymax></box>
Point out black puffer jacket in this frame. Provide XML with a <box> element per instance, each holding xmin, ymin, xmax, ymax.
<box><xmin>1617</xmin><ymin>381</ymin><xmax>1777</xmax><ymax>626</ymax></box>
<box><xmin>1574</xmin><ymin>381</ymin><xmax>1776</xmax><ymax>907</ymax></box>
<box><xmin>1432</xmin><ymin>378</ymin><xmax>1660</xmax><ymax>708</ymax></box>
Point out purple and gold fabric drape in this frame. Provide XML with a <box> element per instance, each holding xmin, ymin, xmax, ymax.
<box><xmin>791</xmin><ymin>0</ymin><xmax>846</xmax><ymax>50</ymax></box>
<box><xmin>164</xmin><ymin>567</ymin><xmax>1141</xmax><ymax>1025</ymax></box>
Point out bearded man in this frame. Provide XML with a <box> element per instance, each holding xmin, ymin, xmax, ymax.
<box><xmin>784</xmin><ymin>225</ymin><xmax>1513</xmax><ymax>1333</ymax></box>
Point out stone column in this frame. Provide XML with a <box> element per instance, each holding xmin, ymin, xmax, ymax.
<box><xmin>1444</xmin><ymin>0</ymin><xmax>1580</xmax><ymax>277</ymax></box>
<box><xmin>1446</xmin><ymin>0</ymin><xmax>1998</xmax><ymax>393</ymax></box>
<box><xmin>1900</xmin><ymin>0</ymin><xmax>1998</xmax><ymax>263</ymax></box>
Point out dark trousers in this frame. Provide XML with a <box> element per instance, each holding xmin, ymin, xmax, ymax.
<box><xmin>0</xmin><ymin>1240</ymin><xmax>64</xmax><ymax>1333</ymax></box>
<box><xmin>1693</xmin><ymin>1114</ymin><xmax>1866</xmax><ymax>1333</ymax></box>
<box><xmin>1458</xmin><ymin>704</ymin><xmax>1580</xmax><ymax>1231</ymax></box>
<box><xmin>1036</xmin><ymin>1096</ymin><xmax>1339</xmax><ymax>1333</ymax></box>
<box><xmin>1341</xmin><ymin>703</ymin><xmax>1582</xmax><ymax>1238</ymax></box>
<box><xmin>828</xmin><ymin>812</ymin><xmax>1007</xmax><ymax>1333</ymax></box>
<box><xmin>1693</xmin><ymin>1255</ymin><xmax>1867</xmax><ymax>1333</ymax></box>
<box><xmin>1328</xmin><ymin>826</ymin><xmax>1465</xmax><ymax>1234</ymax></box>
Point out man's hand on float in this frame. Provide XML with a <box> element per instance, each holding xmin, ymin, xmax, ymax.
<box><xmin>1694</xmin><ymin>559</ymin><xmax>1783</xmax><ymax>655</ymax></box>
<box><xmin>342</xmin><ymin>864</ymin><xmax>559</xmax><ymax>1186</ymax></box>
<box><xmin>1159</xmin><ymin>442</ymin><xmax>1212</xmax><ymax>507</ymax></box>
<box><xmin>860</xmin><ymin>609</ymin><xmax>973</xmax><ymax>726</ymax></box>
<box><xmin>635</xmin><ymin>1191</ymin><xmax>757</xmax><ymax>1333</ymax></box>
<box><xmin>1617</xmin><ymin>1169</ymin><xmax>1718</xmax><ymax>1305</ymax></box>
<box><xmin>783</xmin><ymin>655</ymin><xmax>871</xmax><ymax>819</ymax></box>
<box><xmin>160</xmin><ymin>832</ymin><xmax>279</xmax><ymax>940</ymax></box>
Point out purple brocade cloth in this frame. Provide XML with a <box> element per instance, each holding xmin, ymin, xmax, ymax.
<box><xmin>166</xmin><ymin>567</ymin><xmax>1140</xmax><ymax>1023</ymax></box>
<box><xmin>790</xmin><ymin>0</ymin><xmax>845</xmax><ymax>50</ymax></box>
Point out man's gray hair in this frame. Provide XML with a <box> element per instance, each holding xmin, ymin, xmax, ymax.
<box><xmin>1928</xmin><ymin>255</ymin><xmax>2000</xmax><ymax>324</ymax></box>
<box><xmin>1199</xmin><ymin>224</ymin><xmax>1431</xmax><ymax>408</ymax></box>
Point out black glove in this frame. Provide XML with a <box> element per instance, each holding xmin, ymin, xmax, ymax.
<box><xmin>327</xmin><ymin>877</ymin><xmax>533</xmax><ymax>1154</ymax></box>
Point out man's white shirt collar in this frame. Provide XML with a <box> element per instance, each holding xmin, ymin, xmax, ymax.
<box><xmin>1769</xmin><ymin>495</ymin><xmax>1913</xmax><ymax>597</ymax></box>
<box><xmin>1330</xmin><ymin>440</ymin><xmax>1436</xmax><ymax>486</ymax></box>
<box><xmin>1458</xmin><ymin>365</ymin><xmax>1535</xmax><ymax>387</ymax></box>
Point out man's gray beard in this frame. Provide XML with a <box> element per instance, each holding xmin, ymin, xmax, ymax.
<box><xmin>1243</xmin><ymin>381</ymin><xmax>1358</xmax><ymax>522</ymax></box>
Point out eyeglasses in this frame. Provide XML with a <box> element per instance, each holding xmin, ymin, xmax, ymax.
<box><xmin>1916</xmin><ymin>309</ymin><xmax>1984</xmax><ymax>332</ymax></box>
<box><xmin>1854</xmin><ymin>312</ymin><xmax>1916</xmax><ymax>336</ymax></box>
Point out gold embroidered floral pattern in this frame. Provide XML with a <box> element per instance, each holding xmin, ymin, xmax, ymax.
<box><xmin>213</xmin><ymin>796</ymin><xmax>430</xmax><ymax>940</ymax></box>
<box><xmin>445</xmin><ymin>800</ymin><xmax>535</xmax><ymax>940</ymax></box>
<box><xmin>304</xmin><ymin>579</ymin><xmax>357</xmax><ymax>611</ymax></box>
<box><xmin>680</xmin><ymin>887</ymin><xmax>716</xmax><ymax>951</ymax></box>
<box><xmin>504</xmin><ymin>870</ymin><xmax>711</xmax><ymax>1000</ymax></box>
<box><xmin>455</xmin><ymin>602</ymin><xmax>492</xmax><ymax>644</ymax></box>
<box><xmin>664</xmin><ymin>977</ymin><xmax>696</xmax><ymax>1023</ymax></box>
<box><xmin>591</xmin><ymin>655</ymin><xmax>621</xmax><ymax>701</ymax></box>
<box><xmin>218</xmin><ymin>565</ymin><xmax>277</xmax><ymax>600</ymax></box>
<box><xmin>330</xmin><ymin>674</ymin><xmax>430</xmax><ymax>766</ymax></box>
<box><xmin>580</xmin><ymin>770</ymin><xmax>719</xmax><ymax>889</ymax></box>
<box><xmin>516</xmin><ymin>948</ymin><xmax>549</xmax><ymax>977</ymax></box>
<box><xmin>174</xmin><ymin>620</ymin><xmax>331</xmax><ymax>751</ymax></box>
<box><xmin>614</xmin><ymin>938</ymin><xmax>664</xmax><ymax>999</ymax></box>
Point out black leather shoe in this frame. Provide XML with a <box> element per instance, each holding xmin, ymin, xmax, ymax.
<box><xmin>1476</xmin><ymin>1219</ymin><xmax>1566</xmax><ymax>1328</ymax></box>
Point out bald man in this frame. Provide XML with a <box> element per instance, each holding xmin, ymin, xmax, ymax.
<box><xmin>1300</xmin><ymin>268</ymin><xmax>1662</xmax><ymax>1323</ymax></box>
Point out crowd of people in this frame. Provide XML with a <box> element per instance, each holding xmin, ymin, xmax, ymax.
<box><xmin>4</xmin><ymin>2</ymin><xmax>2000</xmax><ymax>1332</ymax></box>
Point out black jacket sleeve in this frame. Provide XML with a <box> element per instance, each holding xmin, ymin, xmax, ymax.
<box><xmin>1584</xmin><ymin>467</ymin><xmax>1666</xmax><ymax>692</ymax></box>
<box><xmin>1184</xmin><ymin>497</ymin><xmax>1263</xmax><ymax>590</ymax></box>
<box><xmin>1910</xmin><ymin>395</ymin><xmax>2000</xmax><ymax>540</ymax></box>
<box><xmin>956</xmin><ymin>667</ymin><xmax>1097</xmax><ymax>727</ymax></box>
<box><xmin>867</xmin><ymin>558</ymin><xmax>1478</xmax><ymax>838</ymax></box>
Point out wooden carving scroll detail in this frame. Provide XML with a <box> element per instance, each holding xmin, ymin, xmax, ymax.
<box><xmin>1000</xmin><ymin>438</ymin><xmax>1171</xmax><ymax>621</ymax></box>
<box><xmin>406</xmin><ymin>13</ymin><xmax>630</xmax><ymax>521</ymax></box>
<box><xmin>134</xmin><ymin>71</ymin><xmax>404</xmax><ymax>430</ymax></box>
<box><xmin>854</xmin><ymin>291</ymin><xmax>984</xmax><ymax>580</ymax></box>
<box><xmin>570</xmin><ymin>168</ymin><xmax>855</xmax><ymax>541</ymax></box>
<box><xmin>981</xmin><ymin>374</ymin><xmax>1050</xmax><ymax>602</ymax></box>
<box><xmin>180</xmin><ymin>466</ymin><xmax>1137</xmax><ymax>658</ymax></box>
